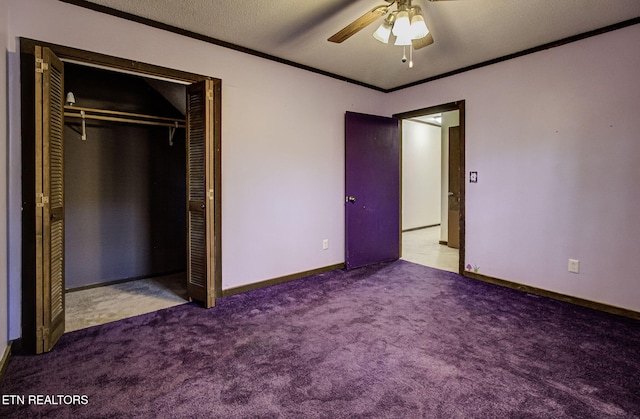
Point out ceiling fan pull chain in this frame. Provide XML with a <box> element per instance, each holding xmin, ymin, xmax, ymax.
<box><xmin>409</xmin><ymin>45</ymin><xmax>414</xmax><ymax>68</ymax></box>
<box><xmin>402</xmin><ymin>45</ymin><xmax>407</xmax><ymax>63</ymax></box>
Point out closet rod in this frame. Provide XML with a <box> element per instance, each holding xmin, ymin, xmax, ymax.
<box><xmin>64</xmin><ymin>112</ymin><xmax>185</xmax><ymax>128</ymax></box>
<box><xmin>63</xmin><ymin>105</ymin><xmax>185</xmax><ymax>127</ymax></box>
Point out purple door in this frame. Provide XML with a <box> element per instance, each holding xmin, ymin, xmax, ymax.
<box><xmin>345</xmin><ymin>112</ymin><xmax>400</xmax><ymax>269</ymax></box>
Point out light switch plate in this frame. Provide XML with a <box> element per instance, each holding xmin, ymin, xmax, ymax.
<box><xmin>470</xmin><ymin>171</ymin><xmax>478</xmax><ymax>183</ymax></box>
<box><xmin>568</xmin><ymin>259</ymin><xmax>580</xmax><ymax>274</ymax></box>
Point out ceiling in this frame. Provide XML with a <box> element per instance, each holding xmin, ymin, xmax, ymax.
<box><xmin>72</xmin><ymin>0</ymin><xmax>640</xmax><ymax>91</ymax></box>
<box><xmin>410</xmin><ymin>114</ymin><xmax>442</xmax><ymax>126</ymax></box>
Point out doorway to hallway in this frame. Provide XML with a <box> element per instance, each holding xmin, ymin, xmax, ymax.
<box><xmin>395</xmin><ymin>101</ymin><xmax>465</xmax><ymax>273</ymax></box>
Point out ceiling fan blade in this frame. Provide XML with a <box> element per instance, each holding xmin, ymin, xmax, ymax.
<box><xmin>328</xmin><ymin>4</ymin><xmax>391</xmax><ymax>43</ymax></box>
<box><xmin>412</xmin><ymin>33</ymin><xmax>434</xmax><ymax>50</ymax></box>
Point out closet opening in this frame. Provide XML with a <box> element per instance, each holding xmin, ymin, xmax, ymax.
<box><xmin>63</xmin><ymin>62</ymin><xmax>189</xmax><ymax>332</ymax></box>
<box><xmin>20</xmin><ymin>38</ymin><xmax>222</xmax><ymax>353</ymax></box>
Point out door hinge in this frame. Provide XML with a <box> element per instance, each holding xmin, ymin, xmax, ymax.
<box><xmin>35</xmin><ymin>58</ymin><xmax>49</xmax><ymax>73</ymax></box>
<box><xmin>36</xmin><ymin>326</ymin><xmax>50</xmax><ymax>339</ymax></box>
<box><xmin>36</xmin><ymin>193</ymin><xmax>49</xmax><ymax>208</ymax></box>
<box><xmin>207</xmin><ymin>89</ymin><xmax>214</xmax><ymax>101</ymax></box>
<box><xmin>208</xmin><ymin>189</ymin><xmax>214</xmax><ymax>200</ymax></box>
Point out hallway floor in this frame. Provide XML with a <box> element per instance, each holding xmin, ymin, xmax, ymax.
<box><xmin>401</xmin><ymin>226</ymin><xmax>459</xmax><ymax>273</ymax></box>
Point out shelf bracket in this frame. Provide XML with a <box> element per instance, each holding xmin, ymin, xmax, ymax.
<box><xmin>169</xmin><ymin>121</ymin><xmax>178</xmax><ymax>146</ymax></box>
<box><xmin>80</xmin><ymin>110</ymin><xmax>87</xmax><ymax>141</ymax></box>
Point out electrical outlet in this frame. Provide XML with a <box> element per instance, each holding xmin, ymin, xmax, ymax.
<box><xmin>323</xmin><ymin>239</ymin><xmax>329</xmax><ymax>250</ymax></box>
<box><xmin>568</xmin><ymin>259</ymin><xmax>580</xmax><ymax>274</ymax></box>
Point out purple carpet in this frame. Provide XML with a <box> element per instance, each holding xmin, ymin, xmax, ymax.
<box><xmin>1</xmin><ymin>260</ymin><xmax>639</xmax><ymax>418</ymax></box>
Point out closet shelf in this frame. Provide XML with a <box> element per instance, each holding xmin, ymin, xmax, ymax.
<box><xmin>64</xmin><ymin>105</ymin><xmax>185</xmax><ymax>128</ymax></box>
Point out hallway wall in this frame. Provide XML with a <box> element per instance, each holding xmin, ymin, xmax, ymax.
<box><xmin>402</xmin><ymin>120</ymin><xmax>441</xmax><ymax>231</ymax></box>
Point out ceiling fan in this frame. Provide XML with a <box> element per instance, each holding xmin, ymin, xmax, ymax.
<box><xmin>328</xmin><ymin>0</ymin><xmax>451</xmax><ymax>51</ymax></box>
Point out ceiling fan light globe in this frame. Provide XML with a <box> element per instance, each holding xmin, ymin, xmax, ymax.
<box><xmin>373</xmin><ymin>22</ymin><xmax>392</xmax><ymax>43</ymax></box>
<box><xmin>394</xmin><ymin>33</ymin><xmax>412</xmax><ymax>46</ymax></box>
<box><xmin>410</xmin><ymin>15</ymin><xmax>429</xmax><ymax>39</ymax></box>
<box><xmin>392</xmin><ymin>11</ymin><xmax>410</xmax><ymax>37</ymax></box>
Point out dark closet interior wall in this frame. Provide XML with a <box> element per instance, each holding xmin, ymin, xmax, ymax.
<box><xmin>64</xmin><ymin>63</ymin><xmax>187</xmax><ymax>289</ymax></box>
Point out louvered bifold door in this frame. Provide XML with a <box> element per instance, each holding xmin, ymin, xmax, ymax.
<box><xmin>35</xmin><ymin>46</ymin><xmax>65</xmax><ymax>353</ymax></box>
<box><xmin>186</xmin><ymin>80</ymin><xmax>215</xmax><ymax>308</ymax></box>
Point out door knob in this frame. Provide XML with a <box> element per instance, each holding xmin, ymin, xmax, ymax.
<box><xmin>346</xmin><ymin>196</ymin><xmax>356</xmax><ymax>203</ymax></box>
<box><xmin>448</xmin><ymin>192</ymin><xmax>454</xmax><ymax>196</ymax></box>
<box><xmin>200</xmin><ymin>204</ymin><xmax>206</xmax><ymax>209</ymax></box>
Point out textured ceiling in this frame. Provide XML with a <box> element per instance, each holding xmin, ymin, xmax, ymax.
<box><xmin>77</xmin><ymin>0</ymin><xmax>640</xmax><ymax>91</ymax></box>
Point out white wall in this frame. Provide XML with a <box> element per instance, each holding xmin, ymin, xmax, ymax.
<box><xmin>4</xmin><ymin>2</ymin><xmax>640</xmax><ymax>351</ymax></box>
<box><xmin>0</xmin><ymin>0</ymin><xmax>9</xmax><ymax>352</ymax></box>
<box><xmin>402</xmin><ymin>120</ymin><xmax>441</xmax><ymax>230</ymax></box>
<box><xmin>6</xmin><ymin>34</ymin><xmax>20</xmax><ymax>340</ymax></box>
<box><xmin>439</xmin><ymin>111</ymin><xmax>459</xmax><ymax>243</ymax></box>
<box><xmin>4</xmin><ymin>0</ymin><xmax>389</xmax><ymax>341</ymax></box>
<box><xmin>385</xmin><ymin>24</ymin><xmax>640</xmax><ymax>312</ymax></box>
